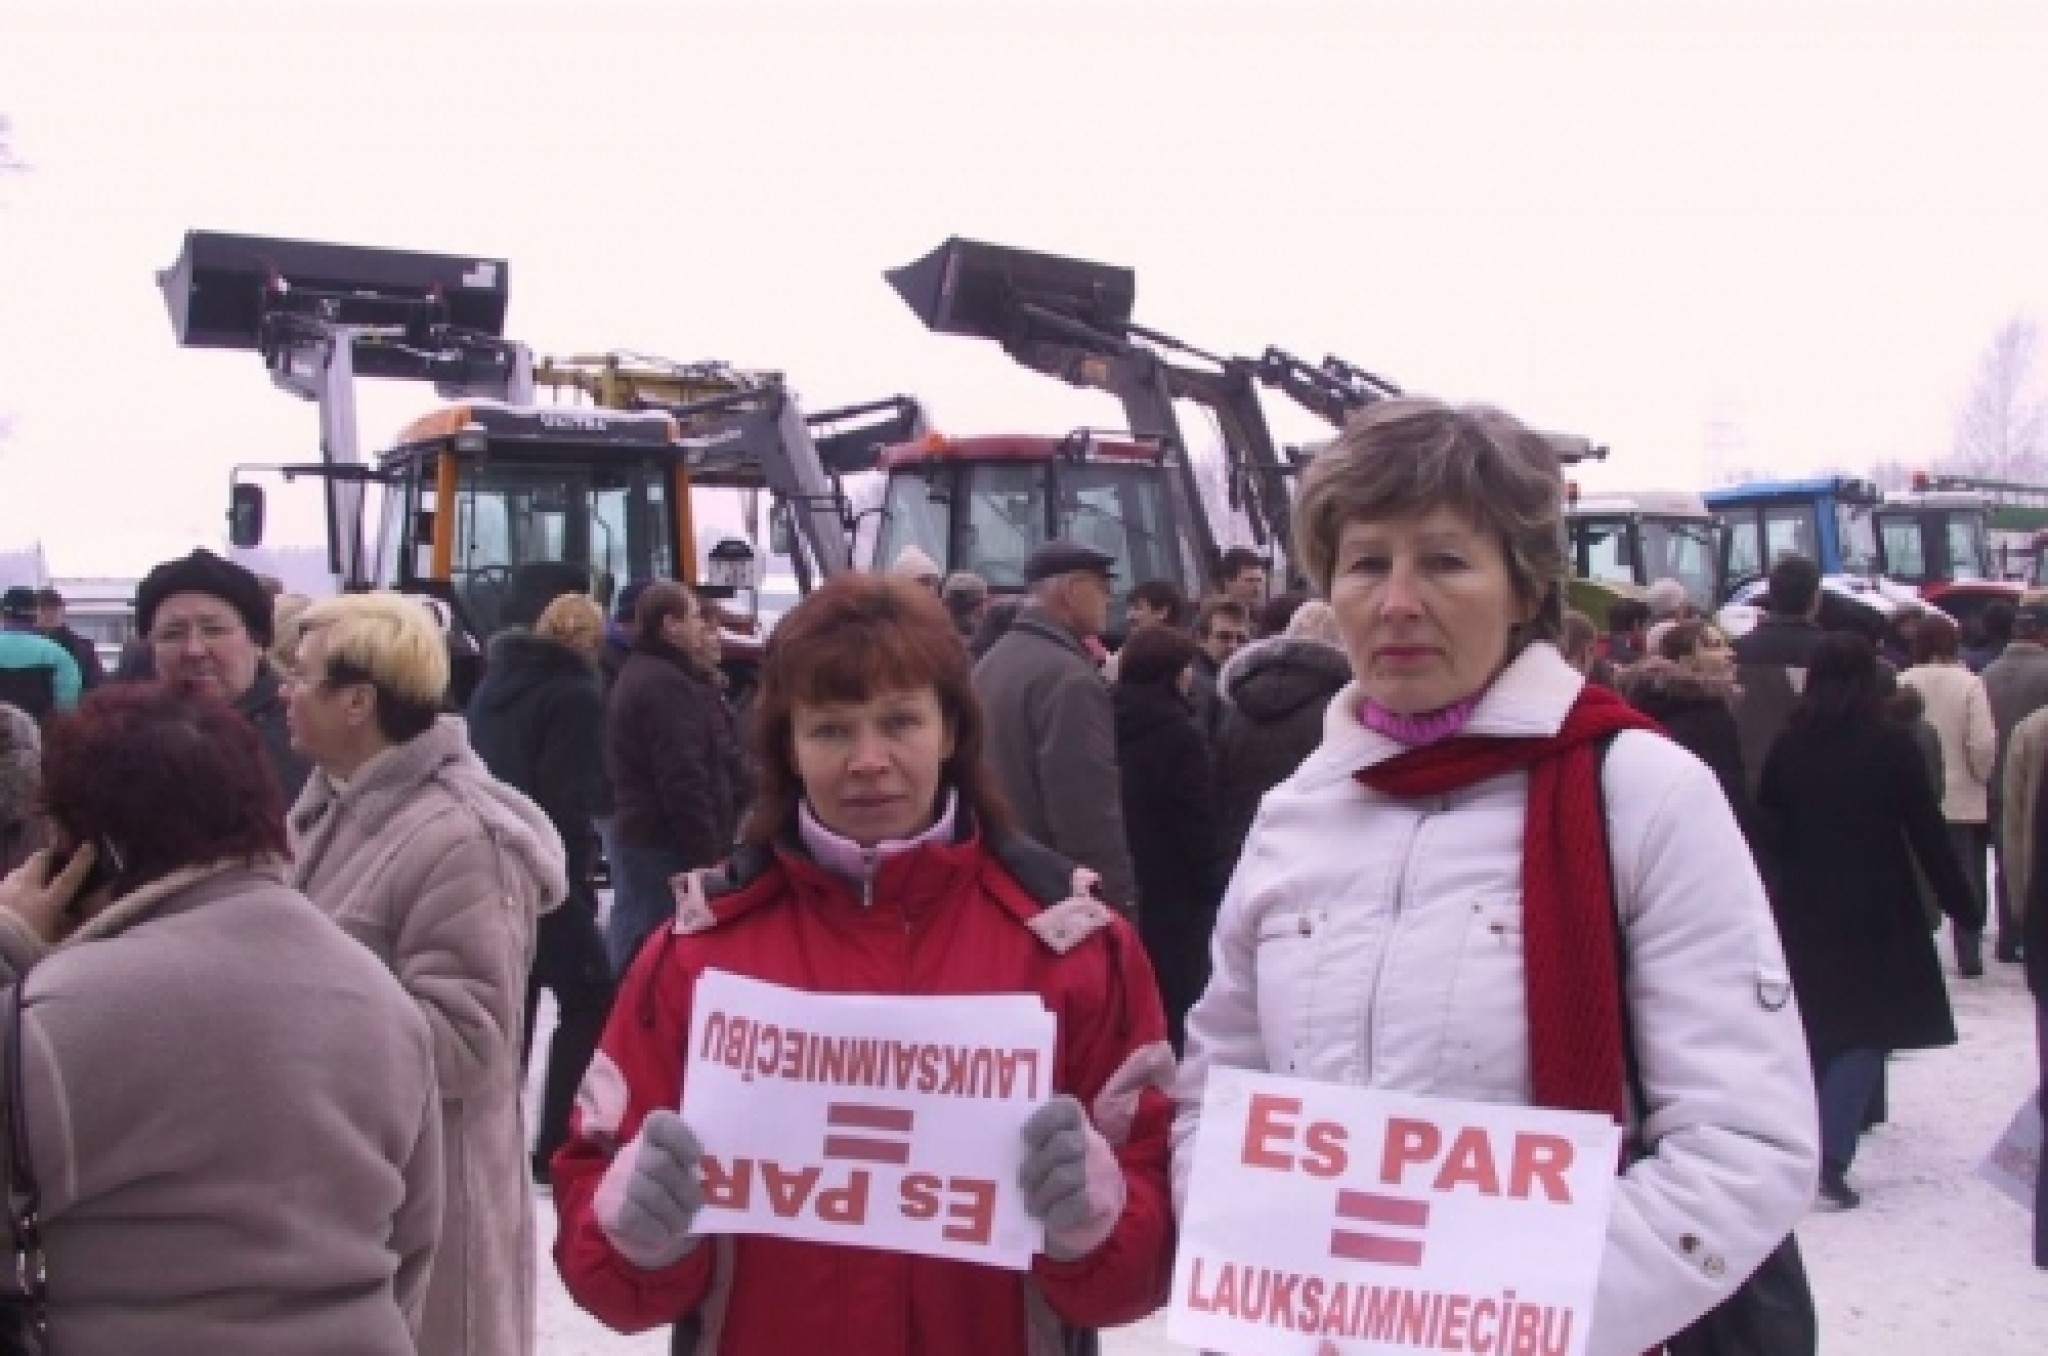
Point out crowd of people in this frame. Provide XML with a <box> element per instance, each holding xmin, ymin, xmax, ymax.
<box><xmin>0</xmin><ymin>394</ymin><xmax>2040</xmax><ymax>1354</ymax></box>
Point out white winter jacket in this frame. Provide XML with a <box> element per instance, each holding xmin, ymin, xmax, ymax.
<box><xmin>1899</xmin><ymin>660</ymin><xmax>1996</xmax><ymax>823</ymax></box>
<box><xmin>1173</xmin><ymin>643</ymin><xmax>1819</xmax><ymax>1356</ymax></box>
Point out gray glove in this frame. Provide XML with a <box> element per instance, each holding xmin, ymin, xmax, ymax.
<box><xmin>1019</xmin><ymin>1095</ymin><xmax>1126</xmax><ymax>1261</ymax></box>
<box><xmin>593</xmin><ymin>1110</ymin><xmax>706</xmax><ymax>1270</ymax></box>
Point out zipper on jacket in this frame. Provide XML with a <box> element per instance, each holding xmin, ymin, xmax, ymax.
<box><xmin>1364</xmin><ymin>807</ymin><xmax>1431</xmax><ymax>1083</ymax></box>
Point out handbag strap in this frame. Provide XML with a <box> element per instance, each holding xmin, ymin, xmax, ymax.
<box><xmin>4</xmin><ymin>975</ymin><xmax>48</xmax><ymax>1334</ymax></box>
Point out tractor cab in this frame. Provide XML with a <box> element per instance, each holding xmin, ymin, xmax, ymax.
<box><xmin>368</xmin><ymin>401</ymin><xmax>692</xmax><ymax>638</ymax></box>
<box><xmin>870</xmin><ymin>432</ymin><xmax>1196</xmax><ymax>643</ymax></box>
<box><xmin>162</xmin><ymin>230</ymin><xmax>883</xmax><ymax>658</ymax></box>
<box><xmin>1705</xmin><ymin>476</ymin><xmax>1885</xmax><ymax>596</ymax></box>
<box><xmin>1565</xmin><ymin>488</ymin><xmax>1721</xmax><ymax>620</ymax></box>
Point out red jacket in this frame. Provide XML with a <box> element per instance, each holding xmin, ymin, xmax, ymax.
<box><xmin>552</xmin><ymin>827</ymin><xmax>1178</xmax><ymax>1354</ymax></box>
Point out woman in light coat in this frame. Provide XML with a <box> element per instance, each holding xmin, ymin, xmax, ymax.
<box><xmin>285</xmin><ymin>594</ymin><xmax>567</xmax><ymax>1356</ymax></box>
<box><xmin>1899</xmin><ymin>613</ymin><xmax>1998</xmax><ymax>976</ymax></box>
<box><xmin>0</xmin><ymin>684</ymin><xmax>441</xmax><ymax>1354</ymax></box>
<box><xmin>1174</xmin><ymin>398</ymin><xmax>1818</xmax><ymax>1356</ymax></box>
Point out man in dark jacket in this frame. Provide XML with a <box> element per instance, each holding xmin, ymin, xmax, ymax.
<box><xmin>974</xmin><ymin>541</ymin><xmax>1137</xmax><ymax>911</ymax></box>
<box><xmin>1966</xmin><ymin>601</ymin><xmax>2015</xmax><ymax>673</ymax></box>
<box><xmin>1189</xmin><ymin>597</ymin><xmax>1251</xmax><ymax>744</ymax></box>
<box><xmin>1111</xmin><ymin>624</ymin><xmax>1225</xmax><ymax>1050</ymax></box>
<box><xmin>135</xmin><ymin>549</ymin><xmax>310</xmax><ymax>800</ymax></box>
<box><xmin>0</xmin><ymin>587</ymin><xmax>80</xmax><ymax>718</ymax></box>
<box><xmin>33</xmin><ymin>589</ymin><xmax>105</xmax><ymax>691</ymax></box>
<box><xmin>604</xmin><ymin>582</ymin><xmax>750</xmax><ymax>974</ymax></box>
<box><xmin>1212</xmin><ymin>623</ymin><xmax>1351</xmax><ymax>877</ymax></box>
<box><xmin>468</xmin><ymin>608</ymin><xmax>615</xmax><ymax>1178</ymax></box>
<box><xmin>1982</xmin><ymin>599</ymin><xmax>2048</xmax><ymax>963</ymax></box>
<box><xmin>1731</xmin><ymin>553</ymin><xmax>1825</xmax><ymax>797</ymax></box>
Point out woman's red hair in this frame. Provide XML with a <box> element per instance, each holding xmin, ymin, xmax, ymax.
<box><xmin>745</xmin><ymin>574</ymin><xmax>1010</xmax><ymax>845</ymax></box>
<box><xmin>40</xmin><ymin>683</ymin><xmax>288</xmax><ymax>889</ymax></box>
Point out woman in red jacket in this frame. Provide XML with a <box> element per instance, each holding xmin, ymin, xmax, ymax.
<box><xmin>553</xmin><ymin>573</ymin><xmax>1176</xmax><ymax>1353</ymax></box>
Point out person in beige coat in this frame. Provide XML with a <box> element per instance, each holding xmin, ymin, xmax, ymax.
<box><xmin>0</xmin><ymin>683</ymin><xmax>441</xmax><ymax>1355</ymax></box>
<box><xmin>1900</xmin><ymin>612</ymin><xmax>1998</xmax><ymax>975</ymax></box>
<box><xmin>285</xmin><ymin>594</ymin><xmax>567</xmax><ymax>1356</ymax></box>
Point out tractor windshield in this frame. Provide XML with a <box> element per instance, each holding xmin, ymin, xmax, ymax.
<box><xmin>1570</xmin><ymin>515</ymin><xmax>1718</xmax><ymax>610</ymax></box>
<box><xmin>874</xmin><ymin>456</ymin><xmax>1192</xmax><ymax>619</ymax></box>
<box><xmin>1638</xmin><ymin>517</ymin><xmax>1720</xmax><ymax>610</ymax></box>
<box><xmin>1945</xmin><ymin>512</ymin><xmax>1990</xmax><ymax>580</ymax></box>
<box><xmin>447</xmin><ymin>457</ymin><xmax>673</xmax><ymax>636</ymax></box>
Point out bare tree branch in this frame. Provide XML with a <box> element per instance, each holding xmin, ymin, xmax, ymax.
<box><xmin>1949</xmin><ymin>316</ymin><xmax>2048</xmax><ymax>480</ymax></box>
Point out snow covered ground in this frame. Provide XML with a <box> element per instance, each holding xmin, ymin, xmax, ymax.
<box><xmin>527</xmin><ymin>959</ymin><xmax>2045</xmax><ymax>1354</ymax></box>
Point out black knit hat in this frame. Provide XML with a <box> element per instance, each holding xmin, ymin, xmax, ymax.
<box><xmin>135</xmin><ymin>549</ymin><xmax>274</xmax><ymax>647</ymax></box>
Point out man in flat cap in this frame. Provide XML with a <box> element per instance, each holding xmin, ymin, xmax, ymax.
<box><xmin>136</xmin><ymin>548</ymin><xmax>311</xmax><ymax>799</ymax></box>
<box><xmin>973</xmin><ymin>541</ymin><xmax>1137</xmax><ymax>912</ymax></box>
<box><xmin>0</xmin><ymin>586</ymin><xmax>82</xmax><ymax>719</ymax></box>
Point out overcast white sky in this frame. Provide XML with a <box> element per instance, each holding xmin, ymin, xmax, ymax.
<box><xmin>4</xmin><ymin>0</ymin><xmax>2047</xmax><ymax>576</ymax></box>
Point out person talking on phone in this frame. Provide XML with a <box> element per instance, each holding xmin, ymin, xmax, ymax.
<box><xmin>0</xmin><ymin>683</ymin><xmax>443</xmax><ymax>1355</ymax></box>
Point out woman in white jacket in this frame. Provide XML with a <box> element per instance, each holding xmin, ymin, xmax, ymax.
<box><xmin>1173</xmin><ymin>398</ymin><xmax>1820</xmax><ymax>1356</ymax></box>
<box><xmin>1897</xmin><ymin>612</ymin><xmax>1998</xmax><ymax>976</ymax></box>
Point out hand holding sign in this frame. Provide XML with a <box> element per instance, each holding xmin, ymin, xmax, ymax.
<box><xmin>596</xmin><ymin>1110</ymin><xmax>708</xmax><ymax>1271</ymax></box>
<box><xmin>1019</xmin><ymin>1095</ymin><xmax>1127</xmax><ymax>1260</ymax></box>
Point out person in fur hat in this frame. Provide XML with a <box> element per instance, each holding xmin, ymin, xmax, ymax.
<box><xmin>1622</xmin><ymin>619</ymin><xmax>1754</xmax><ymax>845</ymax></box>
<box><xmin>135</xmin><ymin>548</ymin><xmax>310</xmax><ymax>799</ymax></box>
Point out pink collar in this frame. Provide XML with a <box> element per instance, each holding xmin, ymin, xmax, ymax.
<box><xmin>1359</xmin><ymin>690</ymin><xmax>1486</xmax><ymax>747</ymax></box>
<box><xmin>797</xmin><ymin>792</ymin><xmax>959</xmax><ymax>901</ymax></box>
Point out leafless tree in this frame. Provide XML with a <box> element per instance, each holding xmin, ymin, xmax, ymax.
<box><xmin>1949</xmin><ymin>316</ymin><xmax>2048</xmax><ymax>481</ymax></box>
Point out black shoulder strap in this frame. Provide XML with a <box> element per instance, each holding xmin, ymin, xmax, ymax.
<box><xmin>5</xmin><ymin>976</ymin><xmax>48</xmax><ymax>1332</ymax></box>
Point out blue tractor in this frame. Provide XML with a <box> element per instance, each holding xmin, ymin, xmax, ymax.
<box><xmin>1704</xmin><ymin>476</ymin><xmax>1925</xmax><ymax>633</ymax></box>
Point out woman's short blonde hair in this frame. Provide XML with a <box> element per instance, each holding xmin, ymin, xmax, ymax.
<box><xmin>1292</xmin><ymin>396</ymin><xmax>1567</xmax><ymax>642</ymax></box>
<box><xmin>269</xmin><ymin>593</ymin><xmax>313</xmax><ymax>672</ymax></box>
<box><xmin>298</xmin><ymin>593</ymin><xmax>449</xmax><ymax>741</ymax></box>
<box><xmin>535</xmin><ymin>593</ymin><xmax>605</xmax><ymax>660</ymax></box>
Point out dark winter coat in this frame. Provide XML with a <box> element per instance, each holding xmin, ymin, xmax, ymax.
<box><xmin>973</xmin><ymin>607</ymin><xmax>1136</xmax><ymax>909</ymax></box>
<box><xmin>238</xmin><ymin>666</ymin><xmax>311</xmax><ymax>804</ymax></box>
<box><xmin>605</xmin><ymin>640</ymin><xmax>750</xmax><ymax>866</ymax></box>
<box><xmin>1731</xmin><ymin>616</ymin><xmax>1825</xmax><ymax>798</ymax></box>
<box><xmin>43</xmin><ymin>624</ymin><xmax>105</xmax><ymax>691</ymax></box>
<box><xmin>1980</xmin><ymin>639</ymin><xmax>2048</xmax><ymax>812</ymax></box>
<box><xmin>1622</xmin><ymin>660</ymin><xmax>1754</xmax><ymax>844</ymax></box>
<box><xmin>467</xmin><ymin>630</ymin><xmax>608</xmax><ymax>899</ymax></box>
<box><xmin>1212</xmin><ymin>636</ymin><xmax>1352</xmax><ymax>874</ymax></box>
<box><xmin>2027</xmin><ymin>784</ymin><xmax>2048</xmax><ymax>998</ymax></box>
<box><xmin>1759</xmin><ymin>717</ymin><xmax>1981</xmax><ymax>1056</ymax></box>
<box><xmin>1113</xmin><ymin>678</ymin><xmax>1227</xmax><ymax>1046</ymax></box>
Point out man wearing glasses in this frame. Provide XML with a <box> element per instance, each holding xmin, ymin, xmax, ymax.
<box><xmin>136</xmin><ymin>549</ymin><xmax>311</xmax><ymax>799</ymax></box>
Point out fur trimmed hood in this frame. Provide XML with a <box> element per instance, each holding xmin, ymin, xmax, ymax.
<box><xmin>1621</xmin><ymin>656</ymin><xmax>1741</xmax><ymax>711</ymax></box>
<box><xmin>1219</xmin><ymin>636</ymin><xmax>1354</xmax><ymax>724</ymax></box>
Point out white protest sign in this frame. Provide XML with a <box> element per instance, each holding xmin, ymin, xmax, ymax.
<box><xmin>680</xmin><ymin>968</ymin><xmax>1058</xmax><ymax>1270</ymax></box>
<box><xmin>1170</xmin><ymin>1068</ymin><xmax>1622</xmax><ymax>1356</ymax></box>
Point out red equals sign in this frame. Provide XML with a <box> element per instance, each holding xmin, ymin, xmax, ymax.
<box><xmin>1329</xmin><ymin>1189</ymin><xmax>1430</xmax><ymax>1267</ymax></box>
<box><xmin>822</xmin><ymin>1102</ymin><xmax>916</xmax><ymax>1165</ymax></box>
